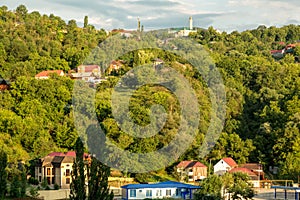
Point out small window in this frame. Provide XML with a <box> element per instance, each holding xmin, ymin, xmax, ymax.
<box><xmin>38</xmin><ymin>176</ymin><xmax>41</xmax><ymax>182</ymax></box>
<box><xmin>39</xmin><ymin>167</ymin><xmax>42</xmax><ymax>173</ymax></box>
<box><xmin>176</xmin><ymin>189</ymin><xmax>180</xmax><ymax>196</ymax></box>
<box><xmin>146</xmin><ymin>190</ymin><xmax>152</xmax><ymax>197</ymax></box>
<box><xmin>130</xmin><ymin>189</ymin><xmax>136</xmax><ymax>197</ymax></box>
<box><xmin>66</xmin><ymin>169</ymin><xmax>70</xmax><ymax>176</ymax></box>
<box><xmin>66</xmin><ymin>178</ymin><xmax>70</xmax><ymax>184</ymax></box>
<box><xmin>156</xmin><ymin>190</ymin><xmax>162</xmax><ymax>196</ymax></box>
<box><xmin>166</xmin><ymin>189</ymin><xmax>171</xmax><ymax>196</ymax></box>
<box><xmin>52</xmin><ymin>168</ymin><xmax>55</xmax><ymax>175</ymax></box>
<box><xmin>47</xmin><ymin>168</ymin><xmax>51</xmax><ymax>176</ymax></box>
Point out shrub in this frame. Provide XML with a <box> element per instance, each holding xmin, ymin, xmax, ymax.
<box><xmin>54</xmin><ymin>183</ymin><xmax>60</xmax><ymax>190</ymax></box>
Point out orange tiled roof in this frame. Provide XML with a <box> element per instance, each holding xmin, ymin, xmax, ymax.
<box><xmin>229</xmin><ymin>167</ymin><xmax>256</xmax><ymax>176</ymax></box>
<box><xmin>222</xmin><ymin>157</ymin><xmax>238</xmax><ymax>167</ymax></box>
<box><xmin>177</xmin><ymin>160</ymin><xmax>207</xmax><ymax>168</ymax></box>
<box><xmin>77</xmin><ymin>65</ymin><xmax>100</xmax><ymax>73</ymax></box>
<box><xmin>35</xmin><ymin>70</ymin><xmax>64</xmax><ymax>77</ymax></box>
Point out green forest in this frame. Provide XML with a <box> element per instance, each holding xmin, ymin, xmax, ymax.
<box><xmin>1</xmin><ymin>4</ymin><xmax>300</xmax><ymax>182</ymax></box>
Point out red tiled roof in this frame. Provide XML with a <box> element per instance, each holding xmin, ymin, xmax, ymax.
<box><xmin>240</xmin><ymin>163</ymin><xmax>263</xmax><ymax>171</ymax></box>
<box><xmin>177</xmin><ymin>161</ymin><xmax>191</xmax><ymax>168</ymax></box>
<box><xmin>177</xmin><ymin>161</ymin><xmax>207</xmax><ymax>168</ymax></box>
<box><xmin>47</xmin><ymin>151</ymin><xmax>90</xmax><ymax>158</ymax></box>
<box><xmin>191</xmin><ymin>161</ymin><xmax>207</xmax><ymax>168</ymax></box>
<box><xmin>35</xmin><ymin>70</ymin><xmax>64</xmax><ymax>78</ymax></box>
<box><xmin>229</xmin><ymin>167</ymin><xmax>257</xmax><ymax>176</ymax></box>
<box><xmin>270</xmin><ymin>50</ymin><xmax>283</xmax><ymax>54</ymax></box>
<box><xmin>65</xmin><ymin>151</ymin><xmax>76</xmax><ymax>157</ymax></box>
<box><xmin>47</xmin><ymin>152</ymin><xmax>65</xmax><ymax>157</ymax></box>
<box><xmin>78</xmin><ymin>65</ymin><xmax>100</xmax><ymax>72</ymax></box>
<box><xmin>222</xmin><ymin>157</ymin><xmax>238</xmax><ymax>167</ymax></box>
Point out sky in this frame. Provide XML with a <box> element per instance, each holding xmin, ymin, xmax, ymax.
<box><xmin>1</xmin><ymin>0</ymin><xmax>300</xmax><ymax>32</ymax></box>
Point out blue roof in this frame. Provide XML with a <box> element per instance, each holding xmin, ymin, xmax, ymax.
<box><xmin>121</xmin><ymin>181</ymin><xmax>201</xmax><ymax>189</ymax></box>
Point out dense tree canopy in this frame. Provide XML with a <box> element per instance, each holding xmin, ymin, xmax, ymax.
<box><xmin>0</xmin><ymin>4</ymin><xmax>300</xmax><ymax>181</ymax></box>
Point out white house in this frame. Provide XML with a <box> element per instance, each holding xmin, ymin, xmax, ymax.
<box><xmin>213</xmin><ymin>157</ymin><xmax>238</xmax><ymax>176</ymax></box>
<box><xmin>121</xmin><ymin>181</ymin><xmax>200</xmax><ymax>200</ymax></box>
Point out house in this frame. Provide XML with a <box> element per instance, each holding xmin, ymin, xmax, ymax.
<box><xmin>107</xmin><ymin>60</ymin><xmax>124</xmax><ymax>74</ymax></box>
<box><xmin>240</xmin><ymin>163</ymin><xmax>264</xmax><ymax>187</ymax></box>
<box><xmin>111</xmin><ymin>29</ymin><xmax>134</xmax><ymax>38</ymax></box>
<box><xmin>121</xmin><ymin>181</ymin><xmax>200</xmax><ymax>200</ymax></box>
<box><xmin>0</xmin><ymin>78</ymin><xmax>10</xmax><ymax>91</ymax></box>
<box><xmin>214</xmin><ymin>157</ymin><xmax>238</xmax><ymax>175</ymax></box>
<box><xmin>153</xmin><ymin>58</ymin><xmax>164</xmax><ymax>68</ymax></box>
<box><xmin>35</xmin><ymin>70</ymin><xmax>65</xmax><ymax>79</ymax></box>
<box><xmin>176</xmin><ymin>161</ymin><xmax>207</xmax><ymax>182</ymax></box>
<box><xmin>69</xmin><ymin>65</ymin><xmax>101</xmax><ymax>83</ymax></box>
<box><xmin>271</xmin><ymin>42</ymin><xmax>300</xmax><ymax>59</ymax></box>
<box><xmin>35</xmin><ymin>151</ymin><xmax>90</xmax><ymax>189</ymax></box>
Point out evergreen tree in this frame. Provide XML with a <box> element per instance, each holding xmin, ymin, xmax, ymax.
<box><xmin>84</xmin><ymin>16</ymin><xmax>88</xmax><ymax>28</ymax></box>
<box><xmin>10</xmin><ymin>175</ymin><xmax>21</xmax><ymax>198</ymax></box>
<box><xmin>0</xmin><ymin>150</ymin><xmax>7</xmax><ymax>199</ymax></box>
<box><xmin>20</xmin><ymin>165</ymin><xmax>27</xmax><ymax>197</ymax></box>
<box><xmin>88</xmin><ymin>156</ymin><xmax>114</xmax><ymax>200</ymax></box>
<box><xmin>70</xmin><ymin>138</ymin><xmax>86</xmax><ymax>200</ymax></box>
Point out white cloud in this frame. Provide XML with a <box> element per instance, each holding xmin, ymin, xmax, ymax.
<box><xmin>1</xmin><ymin>0</ymin><xmax>299</xmax><ymax>32</ymax></box>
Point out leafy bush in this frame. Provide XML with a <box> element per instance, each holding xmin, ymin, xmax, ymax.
<box><xmin>54</xmin><ymin>183</ymin><xmax>60</xmax><ymax>190</ymax></box>
<box><xmin>28</xmin><ymin>177</ymin><xmax>39</xmax><ymax>185</ymax></box>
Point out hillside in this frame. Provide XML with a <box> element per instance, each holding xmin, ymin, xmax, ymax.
<box><xmin>0</xmin><ymin>5</ymin><xmax>300</xmax><ymax>181</ymax></box>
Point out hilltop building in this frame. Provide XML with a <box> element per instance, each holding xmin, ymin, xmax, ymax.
<box><xmin>168</xmin><ymin>16</ymin><xmax>197</xmax><ymax>37</ymax></box>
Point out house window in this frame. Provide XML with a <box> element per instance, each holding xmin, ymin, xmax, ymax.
<box><xmin>47</xmin><ymin>168</ymin><xmax>51</xmax><ymax>176</ymax></box>
<box><xmin>66</xmin><ymin>178</ymin><xmax>70</xmax><ymax>184</ymax></box>
<box><xmin>130</xmin><ymin>189</ymin><xmax>136</xmax><ymax>197</ymax></box>
<box><xmin>52</xmin><ymin>168</ymin><xmax>55</xmax><ymax>175</ymax></box>
<box><xmin>146</xmin><ymin>190</ymin><xmax>152</xmax><ymax>197</ymax></box>
<box><xmin>38</xmin><ymin>176</ymin><xmax>41</xmax><ymax>182</ymax></box>
<box><xmin>176</xmin><ymin>189</ymin><xmax>180</xmax><ymax>196</ymax></box>
<box><xmin>39</xmin><ymin>167</ymin><xmax>42</xmax><ymax>173</ymax></box>
<box><xmin>156</xmin><ymin>190</ymin><xmax>162</xmax><ymax>196</ymax></box>
<box><xmin>66</xmin><ymin>169</ymin><xmax>70</xmax><ymax>176</ymax></box>
<box><xmin>166</xmin><ymin>189</ymin><xmax>171</xmax><ymax>196</ymax></box>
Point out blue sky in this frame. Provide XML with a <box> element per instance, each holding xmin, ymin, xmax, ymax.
<box><xmin>1</xmin><ymin>0</ymin><xmax>300</xmax><ymax>32</ymax></box>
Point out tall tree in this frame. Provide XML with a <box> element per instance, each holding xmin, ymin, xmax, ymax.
<box><xmin>0</xmin><ymin>150</ymin><xmax>7</xmax><ymax>199</ymax></box>
<box><xmin>84</xmin><ymin>16</ymin><xmax>88</xmax><ymax>28</ymax></box>
<box><xmin>88</xmin><ymin>156</ymin><xmax>114</xmax><ymax>200</ymax></box>
<box><xmin>10</xmin><ymin>175</ymin><xmax>21</xmax><ymax>198</ymax></box>
<box><xmin>20</xmin><ymin>164</ymin><xmax>27</xmax><ymax>198</ymax></box>
<box><xmin>70</xmin><ymin>138</ymin><xmax>86</xmax><ymax>200</ymax></box>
